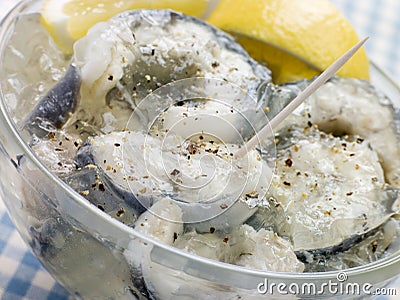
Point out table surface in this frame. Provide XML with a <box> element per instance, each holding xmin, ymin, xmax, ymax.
<box><xmin>1</xmin><ymin>0</ymin><xmax>400</xmax><ymax>299</ymax></box>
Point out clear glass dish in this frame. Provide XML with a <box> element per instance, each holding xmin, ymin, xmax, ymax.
<box><xmin>0</xmin><ymin>0</ymin><xmax>399</xmax><ymax>299</ymax></box>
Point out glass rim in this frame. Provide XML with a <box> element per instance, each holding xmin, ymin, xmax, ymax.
<box><xmin>0</xmin><ymin>0</ymin><xmax>399</xmax><ymax>286</ymax></box>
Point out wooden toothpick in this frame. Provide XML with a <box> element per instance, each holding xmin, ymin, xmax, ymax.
<box><xmin>235</xmin><ymin>37</ymin><xmax>369</xmax><ymax>158</ymax></box>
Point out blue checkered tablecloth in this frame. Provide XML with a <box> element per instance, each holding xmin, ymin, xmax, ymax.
<box><xmin>1</xmin><ymin>0</ymin><xmax>400</xmax><ymax>299</ymax></box>
<box><xmin>332</xmin><ymin>0</ymin><xmax>400</xmax><ymax>85</ymax></box>
<box><xmin>0</xmin><ymin>1</ymin><xmax>72</xmax><ymax>298</ymax></box>
<box><xmin>0</xmin><ymin>209</ymin><xmax>69</xmax><ymax>299</ymax></box>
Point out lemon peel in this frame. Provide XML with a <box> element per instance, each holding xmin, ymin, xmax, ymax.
<box><xmin>207</xmin><ymin>0</ymin><xmax>369</xmax><ymax>83</ymax></box>
<box><xmin>41</xmin><ymin>0</ymin><xmax>208</xmax><ymax>53</ymax></box>
<box><xmin>41</xmin><ymin>0</ymin><xmax>369</xmax><ymax>83</ymax></box>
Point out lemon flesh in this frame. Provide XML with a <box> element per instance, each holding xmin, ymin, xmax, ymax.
<box><xmin>41</xmin><ymin>0</ymin><xmax>369</xmax><ymax>83</ymax></box>
<box><xmin>207</xmin><ymin>0</ymin><xmax>369</xmax><ymax>83</ymax></box>
<box><xmin>41</xmin><ymin>0</ymin><xmax>208</xmax><ymax>53</ymax></box>
<box><xmin>235</xmin><ymin>35</ymin><xmax>320</xmax><ymax>84</ymax></box>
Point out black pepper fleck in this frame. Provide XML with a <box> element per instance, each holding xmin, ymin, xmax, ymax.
<box><xmin>116</xmin><ymin>208</ymin><xmax>125</xmax><ymax>217</ymax></box>
<box><xmin>48</xmin><ymin>132</ymin><xmax>56</xmax><ymax>140</ymax></box>
<box><xmin>170</xmin><ymin>169</ymin><xmax>180</xmax><ymax>176</ymax></box>
<box><xmin>211</xmin><ymin>61</ymin><xmax>220</xmax><ymax>68</ymax></box>
<box><xmin>284</xmin><ymin>158</ymin><xmax>293</xmax><ymax>167</ymax></box>
<box><xmin>186</xmin><ymin>143</ymin><xmax>197</xmax><ymax>155</ymax></box>
<box><xmin>371</xmin><ymin>241</ymin><xmax>378</xmax><ymax>253</ymax></box>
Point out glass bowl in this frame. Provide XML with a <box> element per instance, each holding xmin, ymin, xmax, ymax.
<box><xmin>0</xmin><ymin>0</ymin><xmax>399</xmax><ymax>299</ymax></box>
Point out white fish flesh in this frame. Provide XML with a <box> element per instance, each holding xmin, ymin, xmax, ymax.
<box><xmin>87</xmin><ymin>130</ymin><xmax>272</xmax><ymax>232</ymax></box>
<box><xmin>174</xmin><ymin>225</ymin><xmax>304</xmax><ymax>272</ymax></box>
<box><xmin>278</xmin><ymin>77</ymin><xmax>400</xmax><ymax>187</ymax></box>
<box><xmin>124</xmin><ymin>199</ymin><xmax>303</xmax><ymax>299</ymax></box>
<box><xmin>268</xmin><ymin>128</ymin><xmax>387</xmax><ymax>251</ymax></box>
<box><xmin>72</xmin><ymin>9</ymin><xmax>271</xmax><ymax>129</ymax></box>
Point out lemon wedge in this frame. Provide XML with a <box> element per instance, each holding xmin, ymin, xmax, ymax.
<box><xmin>207</xmin><ymin>0</ymin><xmax>369</xmax><ymax>83</ymax></box>
<box><xmin>41</xmin><ymin>0</ymin><xmax>209</xmax><ymax>53</ymax></box>
<box><xmin>41</xmin><ymin>0</ymin><xmax>369</xmax><ymax>83</ymax></box>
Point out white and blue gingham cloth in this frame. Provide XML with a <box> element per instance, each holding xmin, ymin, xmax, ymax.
<box><xmin>0</xmin><ymin>206</ymin><xmax>69</xmax><ymax>299</ymax></box>
<box><xmin>1</xmin><ymin>0</ymin><xmax>400</xmax><ymax>299</ymax></box>
<box><xmin>1</xmin><ymin>0</ymin><xmax>71</xmax><ymax>297</ymax></box>
<box><xmin>332</xmin><ymin>0</ymin><xmax>400</xmax><ymax>85</ymax></box>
